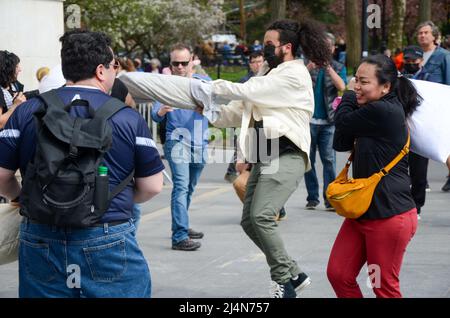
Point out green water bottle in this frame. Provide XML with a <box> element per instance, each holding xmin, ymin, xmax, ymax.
<box><xmin>98</xmin><ymin>165</ymin><xmax>108</xmax><ymax>176</ymax></box>
<box><xmin>94</xmin><ymin>165</ymin><xmax>109</xmax><ymax>212</ymax></box>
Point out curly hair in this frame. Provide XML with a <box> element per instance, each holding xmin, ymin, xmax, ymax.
<box><xmin>59</xmin><ymin>29</ymin><xmax>113</xmax><ymax>83</ymax></box>
<box><xmin>0</xmin><ymin>50</ymin><xmax>20</xmax><ymax>88</ymax></box>
<box><xmin>267</xmin><ymin>19</ymin><xmax>331</xmax><ymax>67</ymax></box>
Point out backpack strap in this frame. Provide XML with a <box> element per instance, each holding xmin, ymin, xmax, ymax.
<box><xmin>38</xmin><ymin>89</ymin><xmax>66</xmax><ymax>110</ymax></box>
<box><xmin>94</xmin><ymin>97</ymin><xmax>134</xmax><ymax>204</ymax></box>
<box><xmin>93</xmin><ymin>97</ymin><xmax>127</xmax><ymax>121</ymax></box>
<box><xmin>107</xmin><ymin>169</ymin><xmax>135</xmax><ymax>206</ymax></box>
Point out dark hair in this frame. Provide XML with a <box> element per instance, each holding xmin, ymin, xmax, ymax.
<box><xmin>361</xmin><ymin>54</ymin><xmax>422</xmax><ymax>116</ymax></box>
<box><xmin>249</xmin><ymin>51</ymin><xmax>264</xmax><ymax>61</ymax></box>
<box><xmin>59</xmin><ymin>29</ymin><xmax>113</xmax><ymax>83</ymax></box>
<box><xmin>267</xmin><ymin>19</ymin><xmax>331</xmax><ymax>67</ymax></box>
<box><xmin>0</xmin><ymin>50</ymin><xmax>20</xmax><ymax>88</ymax></box>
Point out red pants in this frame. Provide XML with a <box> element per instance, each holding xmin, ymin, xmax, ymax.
<box><xmin>327</xmin><ymin>208</ymin><xmax>417</xmax><ymax>298</ymax></box>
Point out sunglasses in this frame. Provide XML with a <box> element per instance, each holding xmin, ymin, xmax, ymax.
<box><xmin>171</xmin><ymin>61</ymin><xmax>190</xmax><ymax>67</ymax></box>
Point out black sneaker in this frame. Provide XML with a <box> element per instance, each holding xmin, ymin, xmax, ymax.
<box><xmin>325</xmin><ymin>202</ymin><xmax>335</xmax><ymax>211</ymax></box>
<box><xmin>270</xmin><ymin>280</ymin><xmax>296</xmax><ymax>298</ymax></box>
<box><xmin>172</xmin><ymin>239</ymin><xmax>201</xmax><ymax>251</ymax></box>
<box><xmin>305</xmin><ymin>201</ymin><xmax>319</xmax><ymax>210</ymax></box>
<box><xmin>291</xmin><ymin>273</ymin><xmax>311</xmax><ymax>293</ymax></box>
<box><xmin>188</xmin><ymin>228</ymin><xmax>204</xmax><ymax>239</ymax></box>
<box><xmin>442</xmin><ymin>176</ymin><xmax>450</xmax><ymax>192</ymax></box>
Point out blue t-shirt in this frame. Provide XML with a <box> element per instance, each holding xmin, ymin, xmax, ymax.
<box><xmin>313</xmin><ymin>66</ymin><xmax>348</xmax><ymax>120</ymax></box>
<box><xmin>313</xmin><ymin>70</ymin><xmax>327</xmax><ymax>119</ymax></box>
<box><xmin>0</xmin><ymin>86</ymin><xmax>165</xmax><ymax>222</ymax></box>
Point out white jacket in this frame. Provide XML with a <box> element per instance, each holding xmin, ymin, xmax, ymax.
<box><xmin>209</xmin><ymin>59</ymin><xmax>314</xmax><ymax>170</ymax></box>
<box><xmin>119</xmin><ymin>60</ymin><xmax>315</xmax><ymax>169</ymax></box>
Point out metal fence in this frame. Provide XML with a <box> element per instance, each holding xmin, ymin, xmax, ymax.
<box><xmin>136</xmin><ymin>102</ymin><xmax>158</xmax><ymax>142</ymax></box>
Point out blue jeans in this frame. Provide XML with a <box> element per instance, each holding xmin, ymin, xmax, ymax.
<box><xmin>164</xmin><ymin>140</ymin><xmax>206</xmax><ymax>244</ymax></box>
<box><xmin>19</xmin><ymin>219</ymin><xmax>151</xmax><ymax>298</ymax></box>
<box><xmin>304</xmin><ymin>123</ymin><xmax>336</xmax><ymax>204</ymax></box>
<box><xmin>132</xmin><ymin>204</ymin><xmax>141</xmax><ymax>231</ymax></box>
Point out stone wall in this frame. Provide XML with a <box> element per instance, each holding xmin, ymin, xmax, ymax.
<box><xmin>0</xmin><ymin>0</ymin><xmax>65</xmax><ymax>91</ymax></box>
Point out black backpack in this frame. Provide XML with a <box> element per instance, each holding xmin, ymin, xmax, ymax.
<box><xmin>20</xmin><ymin>90</ymin><xmax>134</xmax><ymax>228</ymax></box>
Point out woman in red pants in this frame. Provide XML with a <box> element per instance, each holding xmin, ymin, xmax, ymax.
<box><xmin>327</xmin><ymin>54</ymin><xmax>420</xmax><ymax>298</ymax></box>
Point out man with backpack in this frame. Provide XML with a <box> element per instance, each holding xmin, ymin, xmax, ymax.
<box><xmin>0</xmin><ymin>30</ymin><xmax>164</xmax><ymax>297</ymax></box>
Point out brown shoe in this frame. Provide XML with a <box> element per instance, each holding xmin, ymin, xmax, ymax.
<box><xmin>188</xmin><ymin>228</ymin><xmax>204</xmax><ymax>239</ymax></box>
<box><xmin>172</xmin><ymin>239</ymin><xmax>201</xmax><ymax>251</ymax></box>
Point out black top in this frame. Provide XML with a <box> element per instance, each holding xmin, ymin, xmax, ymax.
<box><xmin>333</xmin><ymin>91</ymin><xmax>416</xmax><ymax>220</ymax></box>
<box><xmin>111</xmin><ymin>78</ymin><xmax>128</xmax><ymax>103</ymax></box>
<box><xmin>1</xmin><ymin>81</ymin><xmax>24</xmax><ymax>114</ymax></box>
<box><xmin>254</xmin><ymin>119</ymin><xmax>300</xmax><ymax>163</ymax></box>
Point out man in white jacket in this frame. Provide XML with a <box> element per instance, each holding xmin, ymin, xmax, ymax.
<box><xmin>120</xmin><ymin>19</ymin><xmax>332</xmax><ymax>298</ymax></box>
<box><xmin>204</xmin><ymin>19</ymin><xmax>332</xmax><ymax>298</ymax></box>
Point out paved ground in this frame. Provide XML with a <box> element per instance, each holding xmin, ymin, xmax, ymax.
<box><xmin>1</xmin><ymin>149</ymin><xmax>449</xmax><ymax>298</ymax></box>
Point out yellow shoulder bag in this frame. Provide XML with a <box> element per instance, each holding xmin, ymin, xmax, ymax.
<box><xmin>326</xmin><ymin>134</ymin><xmax>410</xmax><ymax>219</ymax></box>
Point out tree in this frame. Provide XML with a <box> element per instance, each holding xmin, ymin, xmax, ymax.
<box><xmin>64</xmin><ymin>0</ymin><xmax>225</xmax><ymax>57</ymax></box>
<box><xmin>239</xmin><ymin>0</ymin><xmax>247</xmax><ymax>41</ymax></box>
<box><xmin>270</xmin><ymin>0</ymin><xmax>286</xmax><ymax>22</ymax></box>
<box><xmin>418</xmin><ymin>0</ymin><xmax>432</xmax><ymax>23</ymax></box>
<box><xmin>388</xmin><ymin>0</ymin><xmax>406</xmax><ymax>52</ymax></box>
<box><xmin>345</xmin><ymin>0</ymin><xmax>361</xmax><ymax>71</ymax></box>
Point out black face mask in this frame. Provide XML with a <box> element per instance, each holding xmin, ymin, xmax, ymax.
<box><xmin>403</xmin><ymin>63</ymin><xmax>420</xmax><ymax>74</ymax></box>
<box><xmin>263</xmin><ymin>44</ymin><xmax>283</xmax><ymax>69</ymax></box>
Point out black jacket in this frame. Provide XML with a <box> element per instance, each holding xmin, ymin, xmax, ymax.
<box><xmin>333</xmin><ymin>91</ymin><xmax>416</xmax><ymax>219</ymax></box>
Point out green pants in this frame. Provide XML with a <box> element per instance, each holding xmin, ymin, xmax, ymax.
<box><xmin>241</xmin><ymin>151</ymin><xmax>307</xmax><ymax>284</ymax></box>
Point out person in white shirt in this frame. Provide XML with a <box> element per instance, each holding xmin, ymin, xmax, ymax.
<box><xmin>204</xmin><ymin>19</ymin><xmax>332</xmax><ymax>298</ymax></box>
<box><xmin>119</xmin><ymin>19</ymin><xmax>332</xmax><ymax>298</ymax></box>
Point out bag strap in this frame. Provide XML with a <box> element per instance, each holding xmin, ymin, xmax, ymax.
<box><xmin>380</xmin><ymin>132</ymin><xmax>410</xmax><ymax>176</ymax></box>
<box><xmin>344</xmin><ymin>131</ymin><xmax>410</xmax><ymax>176</ymax></box>
<box><xmin>93</xmin><ymin>97</ymin><xmax>127</xmax><ymax>121</ymax></box>
<box><xmin>107</xmin><ymin>169</ymin><xmax>135</xmax><ymax>206</ymax></box>
<box><xmin>38</xmin><ymin>89</ymin><xmax>66</xmax><ymax>110</ymax></box>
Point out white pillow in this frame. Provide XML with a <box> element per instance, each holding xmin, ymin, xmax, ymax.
<box><xmin>408</xmin><ymin>80</ymin><xmax>450</xmax><ymax>163</ymax></box>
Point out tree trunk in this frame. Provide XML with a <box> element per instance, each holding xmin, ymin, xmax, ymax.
<box><xmin>388</xmin><ymin>0</ymin><xmax>406</xmax><ymax>52</ymax></box>
<box><xmin>345</xmin><ymin>0</ymin><xmax>361</xmax><ymax>72</ymax></box>
<box><xmin>381</xmin><ymin>0</ymin><xmax>387</xmax><ymax>47</ymax></box>
<box><xmin>270</xmin><ymin>0</ymin><xmax>286</xmax><ymax>22</ymax></box>
<box><xmin>419</xmin><ymin>0</ymin><xmax>432</xmax><ymax>23</ymax></box>
<box><xmin>239</xmin><ymin>0</ymin><xmax>246</xmax><ymax>42</ymax></box>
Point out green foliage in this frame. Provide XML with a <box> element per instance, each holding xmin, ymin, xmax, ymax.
<box><xmin>297</xmin><ymin>0</ymin><xmax>338</xmax><ymax>24</ymax></box>
<box><xmin>64</xmin><ymin>0</ymin><xmax>225</xmax><ymax>57</ymax></box>
<box><xmin>204</xmin><ymin>66</ymin><xmax>248</xmax><ymax>82</ymax></box>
